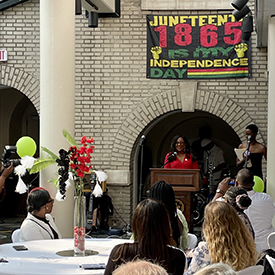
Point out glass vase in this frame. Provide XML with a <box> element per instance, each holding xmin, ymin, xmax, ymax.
<box><xmin>74</xmin><ymin>195</ymin><xmax>86</xmax><ymax>256</ymax></box>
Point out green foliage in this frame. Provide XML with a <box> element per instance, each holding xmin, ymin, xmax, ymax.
<box><xmin>41</xmin><ymin>146</ymin><xmax>58</xmax><ymax>159</ymax></box>
<box><xmin>29</xmin><ymin>158</ymin><xmax>57</xmax><ymax>174</ymax></box>
<box><xmin>62</xmin><ymin>129</ymin><xmax>78</xmax><ymax>148</ymax></box>
<box><xmin>49</xmin><ymin>177</ymin><xmax>60</xmax><ymax>189</ymax></box>
<box><xmin>29</xmin><ymin>129</ymin><xmax>78</xmax><ymax>181</ymax></box>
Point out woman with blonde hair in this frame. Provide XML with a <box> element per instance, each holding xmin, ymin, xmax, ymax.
<box><xmin>186</xmin><ymin>201</ymin><xmax>258</xmax><ymax>274</ymax></box>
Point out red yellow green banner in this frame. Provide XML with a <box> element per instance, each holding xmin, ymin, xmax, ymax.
<box><xmin>147</xmin><ymin>14</ymin><xmax>252</xmax><ymax>79</ymax></box>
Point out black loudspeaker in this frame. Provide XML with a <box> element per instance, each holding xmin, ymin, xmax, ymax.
<box><xmin>241</xmin><ymin>14</ymin><xmax>253</xmax><ymax>41</ymax></box>
<box><xmin>231</xmin><ymin>0</ymin><xmax>249</xmax><ymax>10</ymax></box>
<box><xmin>75</xmin><ymin>0</ymin><xmax>82</xmax><ymax>15</ymax></box>
<box><xmin>88</xmin><ymin>12</ymin><xmax>98</xmax><ymax>28</ymax></box>
<box><xmin>232</xmin><ymin>5</ymin><xmax>251</xmax><ymax>21</ymax></box>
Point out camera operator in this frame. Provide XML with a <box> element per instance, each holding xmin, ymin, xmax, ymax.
<box><xmin>0</xmin><ymin>162</ymin><xmax>14</xmax><ymax>195</ymax></box>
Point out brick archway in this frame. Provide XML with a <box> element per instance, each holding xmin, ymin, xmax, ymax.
<box><xmin>111</xmin><ymin>89</ymin><xmax>262</xmax><ymax>169</ymax></box>
<box><xmin>0</xmin><ymin>66</ymin><xmax>40</xmax><ymax>112</ymax></box>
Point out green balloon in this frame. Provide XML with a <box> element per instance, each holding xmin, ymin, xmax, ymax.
<box><xmin>253</xmin><ymin>176</ymin><xmax>264</xmax><ymax>193</ymax></box>
<box><xmin>16</xmin><ymin>136</ymin><xmax>37</xmax><ymax>158</ymax></box>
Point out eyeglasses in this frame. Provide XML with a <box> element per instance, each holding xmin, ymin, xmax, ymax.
<box><xmin>48</xmin><ymin>199</ymin><xmax>54</xmax><ymax>204</ymax></box>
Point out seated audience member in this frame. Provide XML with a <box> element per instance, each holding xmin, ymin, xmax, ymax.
<box><xmin>149</xmin><ymin>180</ymin><xmax>188</xmax><ymax>249</ymax></box>
<box><xmin>186</xmin><ymin>201</ymin><xmax>258</xmax><ymax>274</ymax></box>
<box><xmin>177</xmin><ymin>207</ymin><xmax>189</xmax><ymax>251</ymax></box>
<box><xmin>256</xmin><ymin>249</ymin><xmax>275</xmax><ymax>275</ymax></box>
<box><xmin>104</xmin><ymin>199</ymin><xmax>186</xmax><ymax>275</ymax></box>
<box><xmin>20</xmin><ymin>187</ymin><xmax>61</xmax><ymax>241</ymax></box>
<box><xmin>213</xmin><ymin>169</ymin><xmax>275</xmax><ymax>250</ymax></box>
<box><xmin>113</xmin><ymin>260</ymin><xmax>169</xmax><ymax>275</ymax></box>
<box><xmin>223</xmin><ymin>186</ymin><xmax>254</xmax><ymax>239</ymax></box>
<box><xmin>194</xmin><ymin>263</ymin><xmax>237</xmax><ymax>275</ymax></box>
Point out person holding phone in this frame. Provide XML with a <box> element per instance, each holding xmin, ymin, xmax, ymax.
<box><xmin>0</xmin><ymin>162</ymin><xmax>14</xmax><ymax>195</ymax></box>
<box><xmin>222</xmin><ymin>186</ymin><xmax>254</xmax><ymax>239</ymax></box>
<box><xmin>213</xmin><ymin>169</ymin><xmax>275</xmax><ymax>250</ymax></box>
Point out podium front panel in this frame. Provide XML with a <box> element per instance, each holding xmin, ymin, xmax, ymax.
<box><xmin>150</xmin><ymin>168</ymin><xmax>199</xmax><ymax>192</ymax></box>
<box><xmin>150</xmin><ymin>168</ymin><xmax>200</xmax><ymax>232</ymax></box>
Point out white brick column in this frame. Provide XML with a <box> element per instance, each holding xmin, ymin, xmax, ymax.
<box><xmin>267</xmin><ymin>15</ymin><xmax>275</xmax><ymax>202</ymax></box>
<box><xmin>40</xmin><ymin>0</ymin><xmax>75</xmax><ymax>238</ymax></box>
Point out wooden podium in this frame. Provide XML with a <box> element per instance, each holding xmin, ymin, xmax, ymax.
<box><xmin>150</xmin><ymin>168</ymin><xmax>200</xmax><ymax>231</ymax></box>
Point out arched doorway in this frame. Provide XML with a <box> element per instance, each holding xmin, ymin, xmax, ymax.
<box><xmin>111</xmin><ymin>87</ymin><xmax>262</xmax><ymax>209</ymax></box>
<box><xmin>136</xmin><ymin>110</ymin><xmax>241</xmax><ymax>201</ymax></box>
<box><xmin>0</xmin><ymin>85</ymin><xmax>39</xmax><ymax>149</ymax></box>
<box><xmin>0</xmin><ymin>85</ymin><xmax>39</xmax><ymax>218</ymax></box>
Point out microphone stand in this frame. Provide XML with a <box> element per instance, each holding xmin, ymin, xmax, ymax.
<box><xmin>138</xmin><ymin>136</ymin><xmax>145</xmax><ymax>203</ymax></box>
<box><xmin>243</xmin><ymin>137</ymin><xmax>251</xmax><ymax>169</ymax></box>
<box><xmin>161</xmin><ymin>152</ymin><xmax>177</xmax><ymax>168</ymax></box>
<box><xmin>161</xmin><ymin>159</ymin><xmax>171</xmax><ymax>168</ymax></box>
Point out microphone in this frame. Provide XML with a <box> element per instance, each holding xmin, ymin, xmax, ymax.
<box><xmin>139</xmin><ymin>135</ymin><xmax>146</xmax><ymax>146</ymax></box>
<box><xmin>246</xmin><ymin>135</ymin><xmax>251</xmax><ymax>151</ymax></box>
<box><xmin>243</xmin><ymin>135</ymin><xmax>251</xmax><ymax>168</ymax></box>
<box><xmin>167</xmin><ymin>152</ymin><xmax>177</xmax><ymax>161</ymax></box>
<box><xmin>161</xmin><ymin>152</ymin><xmax>177</xmax><ymax>168</ymax></box>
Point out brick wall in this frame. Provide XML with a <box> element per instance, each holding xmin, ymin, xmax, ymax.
<box><xmin>0</xmin><ymin>0</ymin><xmax>268</xmax><ymax>228</ymax></box>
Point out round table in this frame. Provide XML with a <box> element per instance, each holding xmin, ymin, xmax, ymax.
<box><xmin>0</xmin><ymin>238</ymin><xmax>132</xmax><ymax>275</ymax></box>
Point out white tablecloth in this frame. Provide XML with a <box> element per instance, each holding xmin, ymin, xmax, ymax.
<box><xmin>0</xmin><ymin>238</ymin><xmax>132</xmax><ymax>275</ymax></box>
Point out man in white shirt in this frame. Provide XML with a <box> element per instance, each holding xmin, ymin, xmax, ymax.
<box><xmin>213</xmin><ymin>168</ymin><xmax>275</xmax><ymax>250</ymax></box>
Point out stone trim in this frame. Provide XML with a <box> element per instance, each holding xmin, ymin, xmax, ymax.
<box><xmin>111</xmin><ymin>88</ymin><xmax>262</xmax><ymax>169</ymax></box>
<box><xmin>0</xmin><ymin>65</ymin><xmax>40</xmax><ymax>113</ymax></box>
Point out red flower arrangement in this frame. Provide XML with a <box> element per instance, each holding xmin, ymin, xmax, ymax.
<box><xmin>30</xmin><ymin>130</ymin><xmax>98</xmax><ymax>201</ymax></box>
<box><xmin>68</xmin><ymin>137</ymin><xmax>94</xmax><ymax>178</ymax></box>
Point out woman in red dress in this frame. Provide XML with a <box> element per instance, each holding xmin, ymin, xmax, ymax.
<box><xmin>164</xmin><ymin>135</ymin><xmax>198</xmax><ymax>169</ymax></box>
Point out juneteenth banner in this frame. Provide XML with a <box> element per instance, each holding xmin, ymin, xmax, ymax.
<box><xmin>147</xmin><ymin>14</ymin><xmax>252</xmax><ymax>79</ymax></box>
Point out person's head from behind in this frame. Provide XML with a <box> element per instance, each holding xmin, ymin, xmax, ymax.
<box><xmin>149</xmin><ymin>181</ymin><xmax>179</xmax><ymax>245</ymax></box>
<box><xmin>114</xmin><ymin>199</ymin><xmax>175</xmax><ymax>271</ymax></box>
<box><xmin>235</xmin><ymin>168</ymin><xmax>254</xmax><ymax>191</ymax></box>
<box><xmin>149</xmin><ymin>181</ymin><xmax>176</xmax><ymax>217</ymax></box>
<box><xmin>132</xmin><ymin>198</ymin><xmax>174</xmax><ymax>247</ymax></box>
<box><xmin>193</xmin><ymin>263</ymin><xmax>236</xmax><ymax>275</ymax></box>
<box><xmin>113</xmin><ymin>260</ymin><xmax>169</xmax><ymax>275</ymax></box>
<box><xmin>224</xmin><ymin>186</ymin><xmax>252</xmax><ymax>212</ymax></box>
<box><xmin>170</xmin><ymin>135</ymin><xmax>191</xmax><ymax>155</ymax></box>
<box><xmin>27</xmin><ymin>187</ymin><xmax>54</xmax><ymax>215</ymax></box>
<box><xmin>203</xmin><ymin>201</ymin><xmax>258</xmax><ymax>270</ymax></box>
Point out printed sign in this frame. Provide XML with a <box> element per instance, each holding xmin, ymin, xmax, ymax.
<box><xmin>0</xmin><ymin>50</ymin><xmax>7</xmax><ymax>61</ymax></box>
<box><xmin>147</xmin><ymin>14</ymin><xmax>251</xmax><ymax>79</ymax></box>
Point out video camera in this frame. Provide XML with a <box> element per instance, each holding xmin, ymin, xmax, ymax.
<box><xmin>1</xmin><ymin>145</ymin><xmax>21</xmax><ymax>168</ymax></box>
